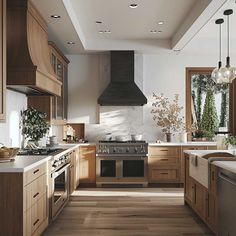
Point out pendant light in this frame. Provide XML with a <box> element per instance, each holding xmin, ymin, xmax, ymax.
<box><xmin>211</xmin><ymin>18</ymin><xmax>224</xmax><ymax>84</ymax></box>
<box><xmin>219</xmin><ymin>9</ymin><xmax>236</xmax><ymax>83</ymax></box>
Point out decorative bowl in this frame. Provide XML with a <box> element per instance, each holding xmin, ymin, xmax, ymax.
<box><xmin>0</xmin><ymin>147</ymin><xmax>20</xmax><ymax>159</ymax></box>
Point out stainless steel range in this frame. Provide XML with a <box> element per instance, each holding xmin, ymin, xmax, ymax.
<box><xmin>96</xmin><ymin>141</ymin><xmax>148</xmax><ymax>187</ymax></box>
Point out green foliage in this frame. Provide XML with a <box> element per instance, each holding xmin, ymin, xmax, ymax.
<box><xmin>200</xmin><ymin>90</ymin><xmax>219</xmax><ymax>139</ymax></box>
<box><xmin>219</xmin><ymin>91</ymin><xmax>227</xmax><ymax>127</ymax></box>
<box><xmin>21</xmin><ymin>107</ymin><xmax>50</xmax><ymax>141</ymax></box>
<box><xmin>225</xmin><ymin>136</ymin><xmax>236</xmax><ymax>146</ymax></box>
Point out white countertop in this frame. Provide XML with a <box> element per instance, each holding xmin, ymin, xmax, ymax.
<box><xmin>0</xmin><ymin>155</ymin><xmax>51</xmax><ymax>173</ymax></box>
<box><xmin>183</xmin><ymin>149</ymin><xmax>235</xmax><ymax>156</ymax></box>
<box><xmin>0</xmin><ymin>143</ymin><xmax>96</xmax><ymax>173</ymax></box>
<box><xmin>213</xmin><ymin>161</ymin><xmax>236</xmax><ymax>174</ymax></box>
<box><xmin>149</xmin><ymin>142</ymin><xmax>216</xmax><ymax>146</ymax></box>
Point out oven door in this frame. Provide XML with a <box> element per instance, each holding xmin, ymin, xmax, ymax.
<box><xmin>51</xmin><ymin>163</ymin><xmax>70</xmax><ymax>219</ymax></box>
<box><xmin>121</xmin><ymin>156</ymin><xmax>147</xmax><ymax>180</ymax></box>
<box><xmin>96</xmin><ymin>156</ymin><xmax>120</xmax><ymax>182</ymax></box>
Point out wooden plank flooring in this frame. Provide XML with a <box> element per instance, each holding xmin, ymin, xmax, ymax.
<box><xmin>43</xmin><ymin>188</ymin><xmax>213</xmax><ymax>236</ymax></box>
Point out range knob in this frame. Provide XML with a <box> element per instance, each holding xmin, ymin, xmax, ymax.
<box><xmin>113</xmin><ymin>147</ymin><xmax>116</xmax><ymax>153</ymax></box>
<box><xmin>52</xmin><ymin>160</ymin><xmax>58</xmax><ymax>168</ymax></box>
<box><xmin>126</xmin><ymin>147</ymin><xmax>130</xmax><ymax>153</ymax></box>
<box><xmin>134</xmin><ymin>147</ymin><xmax>138</xmax><ymax>153</ymax></box>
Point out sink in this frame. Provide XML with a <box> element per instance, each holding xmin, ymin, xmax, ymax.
<box><xmin>189</xmin><ymin>152</ymin><xmax>235</xmax><ymax>188</ymax></box>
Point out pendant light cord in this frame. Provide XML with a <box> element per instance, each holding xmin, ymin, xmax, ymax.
<box><xmin>227</xmin><ymin>14</ymin><xmax>230</xmax><ymax>58</ymax></box>
<box><xmin>219</xmin><ymin>23</ymin><xmax>221</xmax><ymax>63</ymax></box>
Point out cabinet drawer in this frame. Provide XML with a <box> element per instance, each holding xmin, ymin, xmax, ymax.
<box><xmin>80</xmin><ymin>146</ymin><xmax>96</xmax><ymax>156</ymax></box>
<box><xmin>150</xmin><ymin>169</ymin><xmax>179</xmax><ymax>181</ymax></box>
<box><xmin>148</xmin><ymin>146</ymin><xmax>180</xmax><ymax>156</ymax></box>
<box><xmin>24</xmin><ymin>174</ymin><xmax>47</xmax><ymax>211</ymax></box>
<box><xmin>149</xmin><ymin>156</ymin><xmax>179</xmax><ymax>166</ymax></box>
<box><xmin>24</xmin><ymin>162</ymin><xmax>47</xmax><ymax>186</ymax></box>
<box><xmin>24</xmin><ymin>194</ymin><xmax>47</xmax><ymax>236</ymax></box>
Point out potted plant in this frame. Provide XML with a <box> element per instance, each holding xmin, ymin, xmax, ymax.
<box><xmin>21</xmin><ymin>107</ymin><xmax>50</xmax><ymax>148</ymax></box>
<box><xmin>151</xmin><ymin>93</ymin><xmax>184</xmax><ymax>142</ymax></box>
<box><xmin>225</xmin><ymin>136</ymin><xmax>236</xmax><ymax>150</ymax></box>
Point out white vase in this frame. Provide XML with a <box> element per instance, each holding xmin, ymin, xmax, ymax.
<box><xmin>179</xmin><ymin>132</ymin><xmax>188</xmax><ymax>143</ymax></box>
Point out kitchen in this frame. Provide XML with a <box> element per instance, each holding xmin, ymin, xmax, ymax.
<box><xmin>1</xmin><ymin>0</ymin><xmax>236</xmax><ymax>235</ymax></box>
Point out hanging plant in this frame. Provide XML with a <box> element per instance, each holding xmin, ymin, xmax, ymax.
<box><xmin>21</xmin><ymin>107</ymin><xmax>50</xmax><ymax>142</ymax></box>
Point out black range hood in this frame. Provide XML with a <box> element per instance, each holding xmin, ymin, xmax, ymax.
<box><xmin>98</xmin><ymin>51</ymin><xmax>147</xmax><ymax>106</ymax></box>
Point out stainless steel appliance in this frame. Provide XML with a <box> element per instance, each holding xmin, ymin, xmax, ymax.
<box><xmin>218</xmin><ymin>168</ymin><xmax>236</xmax><ymax>236</ymax></box>
<box><xmin>96</xmin><ymin>141</ymin><xmax>148</xmax><ymax>187</ymax></box>
<box><xmin>50</xmin><ymin>151</ymin><xmax>71</xmax><ymax>220</ymax></box>
<box><xmin>18</xmin><ymin>148</ymin><xmax>66</xmax><ymax>156</ymax></box>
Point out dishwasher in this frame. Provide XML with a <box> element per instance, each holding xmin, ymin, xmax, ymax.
<box><xmin>218</xmin><ymin>168</ymin><xmax>236</xmax><ymax>236</ymax></box>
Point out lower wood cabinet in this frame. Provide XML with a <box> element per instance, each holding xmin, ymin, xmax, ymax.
<box><xmin>184</xmin><ymin>153</ymin><xmax>218</xmax><ymax>235</ymax></box>
<box><xmin>0</xmin><ymin>162</ymin><xmax>48</xmax><ymax>236</ymax></box>
<box><xmin>148</xmin><ymin>145</ymin><xmax>216</xmax><ymax>184</ymax></box>
<box><xmin>69</xmin><ymin>148</ymin><xmax>80</xmax><ymax>194</ymax></box>
<box><xmin>79</xmin><ymin>145</ymin><xmax>96</xmax><ymax>185</ymax></box>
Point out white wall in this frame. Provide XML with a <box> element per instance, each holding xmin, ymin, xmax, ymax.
<box><xmin>0</xmin><ymin>90</ymin><xmax>27</xmax><ymax>147</ymax></box>
<box><xmin>67</xmin><ymin>52</ymin><xmax>221</xmax><ymax>142</ymax></box>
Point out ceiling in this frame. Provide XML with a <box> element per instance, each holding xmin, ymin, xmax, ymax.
<box><xmin>32</xmin><ymin>0</ymin><xmax>234</xmax><ymax>54</ymax></box>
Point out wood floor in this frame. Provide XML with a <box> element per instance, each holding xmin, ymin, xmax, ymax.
<box><xmin>43</xmin><ymin>188</ymin><xmax>213</xmax><ymax>236</ymax></box>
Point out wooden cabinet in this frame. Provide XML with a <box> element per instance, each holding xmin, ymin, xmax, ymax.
<box><xmin>49</xmin><ymin>41</ymin><xmax>69</xmax><ymax>122</ymax></box>
<box><xmin>69</xmin><ymin>148</ymin><xmax>80</xmax><ymax>193</ymax></box>
<box><xmin>79</xmin><ymin>145</ymin><xmax>96</xmax><ymax>185</ymax></box>
<box><xmin>0</xmin><ymin>162</ymin><xmax>48</xmax><ymax>236</ymax></box>
<box><xmin>184</xmin><ymin>154</ymin><xmax>195</xmax><ymax>204</ymax></box>
<box><xmin>184</xmin><ymin>153</ymin><xmax>218</xmax><ymax>235</ymax></box>
<box><xmin>27</xmin><ymin>42</ymin><xmax>69</xmax><ymax>125</ymax></box>
<box><xmin>0</xmin><ymin>0</ymin><xmax>6</xmax><ymax>122</ymax></box>
<box><xmin>148</xmin><ymin>146</ymin><xmax>181</xmax><ymax>183</ymax></box>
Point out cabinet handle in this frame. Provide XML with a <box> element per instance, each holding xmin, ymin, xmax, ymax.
<box><xmin>33</xmin><ymin>219</ymin><xmax>39</xmax><ymax>226</ymax></box>
<box><xmin>160</xmin><ymin>172</ymin><xmax>168</xmax><ymax>175</ymax></box>
<box><xmin>33</xmin><ymin>192</ymin><xmax>39</xmax><ymax>198</ymax></box>
<box><xmin>33</xmin><ymin>169</ymin><xmax>39</xmax><ymax>174</ymax></box>
<box><xmin>160</xmin><ymin>158</ymin><xmax>169</xmax><ymax>161</ymax></box>
<box><xmin>160</xmin><ymin>149</ymin><xmax>168</xmax><ymax>152</ymax></box>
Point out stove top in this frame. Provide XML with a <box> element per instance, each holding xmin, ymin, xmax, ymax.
<box><xmin>17</xmin><ymin>148</ymin><xmax>66</xmax><ymax>156</ymax></box>
<box><xmin>99</xmin><ymin>140</ymin><xmax>146</xmax><ymax>144</ymax></box>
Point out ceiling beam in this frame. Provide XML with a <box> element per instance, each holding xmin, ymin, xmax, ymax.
<box><xmin>172</xmin><ymin>0</ymin><xmax>229</xmax><ymax>51</ymax></box>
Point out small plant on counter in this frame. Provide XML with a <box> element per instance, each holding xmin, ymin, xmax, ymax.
<box><xmin>21</xmin><ymin>107</ymin><xmax>50</xmax><ymax>146</ymax></box>
<box><xmin>151</xmin><ymin>93</ymin><xmax>184</xmax><ymax>141</ymax></box>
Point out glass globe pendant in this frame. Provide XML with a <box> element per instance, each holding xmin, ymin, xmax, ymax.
<box><xmin>220</xmin><ymin>9</ymin><xmax>236</xmax><ymax>84</ymax></box>
<box><xmin>211</xmin><ymin>18</ymin><xmax>224</xmax><ymax>84</ymax></box>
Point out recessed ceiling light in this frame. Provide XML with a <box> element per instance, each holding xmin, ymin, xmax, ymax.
<box><xmin>96</xmin><ymin>21</ymin><xmax>102</xmax><ymax>24</ymax></box>
<box><xmin>67</xmin><ymin>41</ymin><xmax>75</xmax><ymax>45</ymax></box>
<box><xmin>99</xmin><ymin>30</ymin><xmax>104</xmax><ymax>33</ymax></box>
<box><xmin>51</xmin><ymin>15</ymin><xmax>61</xmax><ymax>19</ymax></box>
<box><xmin>104</xmin><ymin>30</ymin><xmax>111</xmax><ymax>34</ymax></box>
<box><xmin>157</xmin><ymin>30</ymin><xmax>162</xmax><ymax>33</ymax></box>
<box><xmin>129</xmin><ymin>3</ymin><xmax>138</xmax><ymax>9</ymax></box>
<box><xmin>150</xmin><ymin>30</ymin><xmax>157</xmax><ymax>33</ymax></box>
<box><xmin>158</xmin><ymin>21</ymin><xmax>164</xmax><ymax>25</ymax></box>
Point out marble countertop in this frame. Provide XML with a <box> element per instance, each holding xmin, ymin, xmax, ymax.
<box><xmin>149</xmin><ymin>142</ymin><xmax>216</xmax><ymax>146</ymax></box>
<box><xmin>183</xmin><ymin>149</ymin><xmax>235</xmax><ymax>156</ymax></box>
<box><xmin>213</xmin><ymin>161</ymin><xmax>236</xmax><ymax>174</ymax></box>
<box><xmin>0</xmin><ymin>143</ymin><xmax>96</xmax><ymax>173</ymax></box>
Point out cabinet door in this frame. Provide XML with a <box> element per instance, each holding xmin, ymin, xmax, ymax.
<box><xmin>207</xmin><ymin>193</ymin><xmax>217</xmax><ymax>234</ymax></box>
<box><xmin>79</xmin><ymin>146</ymin><xmax>96</xmax><ymax>184</ymax></box>
<box><xmin>195</xmin><ymin>181</ymin><xmax>207</xmax><ymax>220</ymax></box>
<box><xmin>184</xmin><ymin>155</ymin><xmax>195</xmax><ymax>204</ymax></box>
<box><xmin>74</xmin><ymin>148</ymin><xmax>80</xmax><ymax>188</ymax></box>
<box><xmin>63</xmin><ymin>65</ymin><xmax>68</xmax><ymax>120</ymax></box>
<box><xmin>0</xmin><ymin>0</ymin><xmax>6</xmax><ymax>122</ymax></box>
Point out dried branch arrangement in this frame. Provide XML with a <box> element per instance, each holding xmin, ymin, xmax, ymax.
<box><xmin>151</xmin><ymin>93</ymin><xmax>184</xmax><ymax>133</ymax></box>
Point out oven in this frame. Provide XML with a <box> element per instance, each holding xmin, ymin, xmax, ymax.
<box><xmin>96</xmin><ymin>156</ymin><xmax>148</xmax><ymax>187</ymax></box>
<box><xmin>51</xmin><ymin>162</ymin><xmax>70</xmax><ymax>219</ymax></box>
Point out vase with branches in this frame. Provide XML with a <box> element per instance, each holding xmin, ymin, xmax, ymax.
<box><xmin>151</xmin><ymin>93</ymin><xmax>184</xmax><ymax>142</ymax></box>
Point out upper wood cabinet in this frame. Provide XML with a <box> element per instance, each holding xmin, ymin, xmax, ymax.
<box><xmin>0</xmin><ymin>0</ymin><xmax>6</xmax><ymax>122</ymax></box>
<box><xmin>28</xmin><ymin>42</ymin><xmax>69</xmax><ymax>124</ymax></box>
